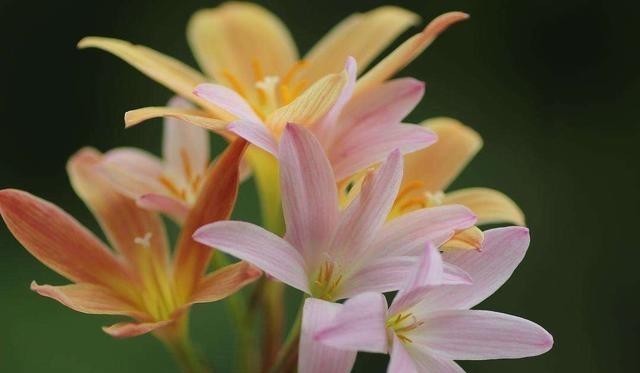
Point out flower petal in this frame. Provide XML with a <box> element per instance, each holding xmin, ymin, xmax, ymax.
<box><xmin>124</xmin><ymin>106</ymin><xmax>228</xmax><ymax>132</ymax></box>
<box><xmin>187</xmin><ymin>2</ymin><xmax>298</xmax><ymax>87</ymax></box>
<box><xmin>190</xmin><ymin>261</ymin><xmax>261</xmax><ymax>304</ymax></box>
<box><xmin>299</xmin><ymin>298</ymin><xmax>357</xmax><ymax>373</ymax></box>
<box><xmin>315</xmin><ymin>292</ymin><xmax>389</xmax><ymax>353</ymax></box>
<box><xmin>136</xmin><ymin>194</ymin><xmax>189</xmax><ymax>225</ymax></box>
<box><xmin>279</xmin><ymin>124</ymin><xmax>339</xmax><ymax>265</ymax></box>
<box><xmin>402</xmin><ymin>346</ymin><xmax>465</xmax><ymax>373</ymax></box>
<box><xmin>77</xmin><ymin>37</ymin><xmax>229</xmax><ymax>118</ymax></box>
<box><xmin>100</xmin><ymin>148</ymin><xmax>165</xmax><ymax>200</ymax></box>
<box><xmin>356</xmin><ymin>12</ymin><xmax>470</xmax><ymax>94</ymax></box>
<box><xmin>441</xmin><ymin>226</ymin><xmax>484</xmax><ymax>251</ymax></box>
<box><xmin>194</xmin><ymin>83</ymin><xmax>262</xmax><ymax>123</ymax></box>
<box><xmin>68</xmin><ymin>148</ymin><xmax>170</xmax><ymax>270</ymax></box>
<box><xmin>391</xmin><ymin>244</ymin><xmax>443</xmax><ymax>312</ymax></box>
<box><xmin>302</xmin><ymin>6</ymin><xmax>419</xmax><ymax>82</ymax></box>
<box><xmin>331</xmin><ymin>149</ymin><xmax>403</xmax><ymax>263</ymax></box>
<box><xmin>266</xmin><ymin>70</ymin><xmax>348</xmax><ymax>134</ymax></box>
<box><xmin>417</xmin><ymin>227</ymin><xmax>531</xmax><ymax>312</ymax></box>
<box><xmin>162</xmin><ymin>96</ymin><xmax>210</xmax><ymax>185</ymax></box>
<box><xmin>173</xmin><ymin>139</ymin><xmax>246</xmax><ymax>302</ymax></box>
<box><xmin>411</xmin><ymin>310</ymin><xmax>553</xmax><ymax>360</ymax></box>
<box><xmin>444</xmin><ymin>187</ymin><xmax>525</xmax><ymax>225</ymax></box>
<box><xmin>31</xmin><ymin>282</ymin><xmax>142</xmax><ymax>317</ymax></box>
<box><xmin>371</xmin><ymin>205</ymin><xmax>477</xmax><ymax>258</ymax></box>
<box><xmin>402</xmin><ymin>117</ymin><xmax>483</xmax><ymax>192</ymax></box>
<box><xmin>330</xmin><ymin>123</ymin><xmax>436</xmax><ymax>181</ymax></box>
<box><xmin>102</xmin><ymin>320</ymin><xmax>172</xmax><ymax>339</ymax></box>
<box><xmin>228</xmin><ymin>120</ymin><xmax>278</xmax><ymax>155</ymax></box>
<box><xmin>0</xmin><ymin>189</ymin><xmax>130</xmax><ymax>287</ymax></box>
<box><xmin>339</xmin><ymin>256</ymin><xmax>413</xmax><ymax>299</ymax></box>
<box><xmin>387</xmin><ymin>335</ymin><xmax>418</xmax><ymax>373</ymax></box>
<box><xmin>193</xmin><ymin>221</ymin><xmax>309</xmax><ymax>293</ymax></box>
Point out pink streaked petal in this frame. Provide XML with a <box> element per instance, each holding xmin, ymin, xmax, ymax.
<box><xmin>418</xmin><ymin>227</ymin><xmax>530</xmax><ymax>312</ymax></box>
<box><xmin>404</xmin><ymin>346</ymin><xmax>465</xmax><ymax>373</ymax></box>
<box><xmin>102</xmin><ymin>320</ymin><xmax>172</xmax><ymax>339</ymax></box>
<box><xmin>331</xmin><ymin>149</ymin><xmax>403</xmax><ymax>262</ymax></box>
<box><xmin>411</xmin><ymin>310</ymin><xmax>553</xmax><ymax>360</ymax></box>
<box><xmin>31</xmin><ymin>281</ymin><xmax>143</xmax><ymax>318</ymax></box>
<box><xmin>193</xmin><ymin>221</ymin><xmax>310</xmax><ymax>293</ymax></box>
<box><xmin>136</xmin><ymin>194</ymin><xmax>189</xmax><ymax>224</ymax></box>
<box><xmin>340</xmin><ymin>78</ymin><xmax>425</xmax><ymax>133</ymax></box>
<box><xmin>228</xmin><ymin>120</ymin><xmax>278</xmax><ymax>155</ymax></box>
<box><xmin>299</xmin><ymin>298</ymin><xmax>357</xmax><ymax>373</ymax></box>
<box><xmin>390</xmin><ymin>244</ymin><xmax>443</xmax><ymax>314</ymax></box>
<box><xmin>387</xmin><ymin>335</ymin><xmax>418</xmax><ymax>373</ymax></box>
<box><xmin>339</xmin><ymin>256</ymin><xmax>413</xmax><ymax>300</ymax></box>
<box><xmin>193</xmin><ymin>83</ymin><xmax>262</xmax><ymax>122</ymax></box>
<box><xmin>315</xmin><ymin>292</ymin><xmax>389</xmax><ymax>354</ymax></box>
<box><xmin>312</xmin><ymin>57</ymin><xmax>357</xmax><ymax>148</ymax></box>
<box><xmin>331</xmin><ymin>123</ymin><xmax>436</xmax><ymax>181</ymax></box>
<box><xmin>163</xmin><ymin>96</ymin><xmax>210</xmax><ymax>183</ymax></box>
<box><xmin>100</xmin><ymin>148</ymin><xmax>165</xmax><ymax>199</ymax></box>
<box><xmin>279</xmin><ymin>124</ymin><xmax>339</xmax><ymax>265</ymax></box>
<box><xmin>372</xmin><ymin>205</ymin><xmax>477</xmax><ymax>258</ymax></box>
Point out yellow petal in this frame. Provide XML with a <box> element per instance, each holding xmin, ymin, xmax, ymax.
<box><xmin>125</xmin><ymin>106</ymin><xmax>228</xmax><ymax>132</ymax></box>
<box><xmin>444</xmin><ymin>187</ymin><xmax>525</xmax><ymax>226</ymax></box>
<box><xmin>187</xmin><ymin>2</ymin><xmax>298</xmax><ymax>87</ymax></box>
<box><xmin>77</xmin><ymin>37</ymin><xmax>231</xmax><ymax>119</ymax></box>
<box><xmin>403</xmin><ymin>117</ymin><xmax>482</xmax><ymax>192</ymax></box>
<box><xmin>265</xmin><ymin>70</ymin><xmax>347</xmax><ymax>134</ymax></box>
<box><xmin>441</xmin><ymin>226</ymin><xmax>484</xmax><ymax>251</ymax></box>
<box><xmin>301</xmin><ymin>6</ymin><xmax>419</xmax><ymax>82</ymax></box>
<box><xmin>355</xmin><ymin>12</ymin><xmax>469</xmax><ymax>94</ymax></box>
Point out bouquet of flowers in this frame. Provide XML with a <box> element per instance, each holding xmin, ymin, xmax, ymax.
<box><xmin>0</xmin><ymin>3</ymin><xmax>552</xmax><ymax>372</ymax></box>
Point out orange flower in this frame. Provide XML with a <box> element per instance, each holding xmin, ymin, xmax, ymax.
<box><xmin>0</xmin><ymin>139</ymin><xmax>260</xmax><ymax>340</ymax></box>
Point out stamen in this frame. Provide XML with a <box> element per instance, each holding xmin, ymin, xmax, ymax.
<box><xmin>180</xmin><ymin>148</ymin><xmax>193</xmax><ymax>182</ymax></box>
<box><xmin>134</xmin><ymin>232</ymin><xmax>153</xmax><ymax>248</ymax></box>
<box><xmin>221</xmin><ymin>69</ymin><xmax>248</xmax><ymax>98</ymax></box>
<box><xmin>251</xmin><ymin>58</ymin><xmax>265</xmax><ymax>81</ymax></box>
<box><xmin>386</xmin><ymin>312</ymin><xmax>424</xmax><ymax>345</ymax></box>
<box><xmin>158</xmin><ymin>175</ymin><xmax>187</xmax><ymax>200</ymax></box>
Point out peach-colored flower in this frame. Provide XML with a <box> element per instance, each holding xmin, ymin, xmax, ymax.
<box><xmin>0</xmin><ymin>139</ymin><xmax>260</xmax><ymax>339</ymax></box>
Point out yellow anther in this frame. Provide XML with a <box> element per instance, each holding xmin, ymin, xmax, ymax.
<box><xmin>221</xmin><ymin>69</ymin><xmax>248</xmax><ymax>98</ymax></box>
<box><xmin>251</xmin><ymin>58</ymin><xmax>265</xmax><ymax>81</ymax></box>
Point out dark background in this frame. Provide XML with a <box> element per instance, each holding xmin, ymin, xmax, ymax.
<box><xmin>1</xmin><ymin>0</ymin><xmax>638</xmax><ymax>371</ymax></box>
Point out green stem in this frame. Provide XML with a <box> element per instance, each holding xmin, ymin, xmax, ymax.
<box><xmin>268</xmin><ymin>300</ymin><xmax>304</xmax><ymax>373</ymax></box>
<box><xmin>164</xmin><ymin>332</ymin><xmax>210</xmax><ymax>373</ymax></box>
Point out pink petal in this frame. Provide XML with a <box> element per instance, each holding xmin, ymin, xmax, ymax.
<box><xmin>193</xmin><ymin>221</ymin><xmax>310</xmax><ymax>293</ymax></box>
<box><xmin>331</xmin><ymin>149</ymin><xmax>403</xmax><ymax>263</ymax></box>
<box><xmin>339</xmin><ymin>256</ymin><xmax>414</xmax><ymax>299</ymax></box>
<box><xmin>411</xmin><ymin>310</ymin><xmax>553</xmax><ymax>360</ymax></box>
<box><xmin>330</xmin><ymin>123</ymin><xmax>436</xmax><ymax>181</ymax></box>
<box><xmin>387</xmin><ymin>335</ymin><xmax>418</xmax><ymax>373</ymax></box>
<box><xmin>279</xmin><ymin>124</ymin><xmax>339</xmax><ymax>265</ymax></box>
<box><xmin>418</xmin><ymin>226</ymin><xmax>530</xmax><ymax>312</ymax></box>
<box><xmin>299</xmin><ymin>298</ymin><xmax>357</xmax><ymax>373</ymax></box>
<box><xmin>162</xmin><ymin>96</ymin><xmax>210</xmax><ymax>184</ymax></box>
<box><xmin>404</xmin><ymin>347</ymin><xmax>465</xmax><ymax>373</ymax></box>
<box><xmin>193</xmin><ymin>83</ymin><xmax>262</xmax><ymax>122</ymax></box>
<box><xmin>371</xmin><ymin>205</ymin><xmax>477</xmax><ymax>258</ymax></box>
<box><xmin>136</xmin><ymin>194</ymin><xmax>189</xmax><ymax>224</ymax></box>
<box><xmin>315</xmin><ymin>292</ymin><xmax>389</xmax><ymax>353</ymax></box>
<box><xmin>228</xmin><ymin>120</ymin><xmax>278</xmax><ymax>155</ymax></box>
<box><xmin>102</xmin><ymin>320</ymin><xmax>172</xmax><ymax>338</ymax></box>
<box><xmin>100</xmin><ymin>147</ymin><xmax>165</xmax><ymax>199</ymax></box>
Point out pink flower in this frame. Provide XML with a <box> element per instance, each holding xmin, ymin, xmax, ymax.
<box><xmin>193</xmin><ymin>124</ymin><xmax>476</xmax><ymax>301</ymax></box>
<box><xmin>304</xmin><ymin>227</ymin><xmax>553</xmax><ymax>372</ymax></box>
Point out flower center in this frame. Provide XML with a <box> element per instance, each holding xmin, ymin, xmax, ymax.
<box><xmin>311</xmin><ymin>259</ymin><xmax>344</xmax><ymax>301</ymax></box>
<box><xmin>386</xmin><ymin>312</ymin><xmax>424</xmax><ymax>344</ymax></box>
<box><xmin>158</xmin><ymin>148</ymin><xmax>203</xmax><ymax>205</ymax></box>
<box><xmin>388</xmin><ymin>180</ymin><xmax>445</xmax><ymax>219</ymax></box>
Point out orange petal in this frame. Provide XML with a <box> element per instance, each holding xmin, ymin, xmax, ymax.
<box><xmin>0</xmin><ymin>189</ymin><xmax>130</xmax><ymax>287</ymax></box>
<box><xmin>441</xmin><ymin>226</ymin><xmax>484</xmax><ymax>251</ymax></box>
<box><xmin>77</xmin><ymin>37</ymin><xmax>231</xmax><ymax>119</ymax></box>
<box><xmin>402</xmin><ymin>117</ymin><xmax>483</xmax><ymax>192</ymax></box>
<box><xmin>444</xmin><ymin>187</ymin><xmax>525</xmax><ymax>226</ymax></box>
<box><xmin>355</xmin><ymin>12</ymin><xmax>469</xmax><ymax>94</ymax></box>
<box><xmin>31</xmin><ymin>281</ymin><xmax>144</xmax><ymax>318</ymax></box>
<box><xmin>301</xmin><ymin>6</ymin><xmax>419</xmax><ymax>82</ymax></box>
<box><xmin>67</xmin><ymin>148</ymin><xmax>170</xmax><ymax>272</ymax></box>
<box><xmin>173</xmin><ymin>138</ymin><xmax>247</xmax><ymax>303</ymax></box>
<box><xmin>124</xmin><ymin>106</ymin><xmax>229</xmax><ymax>132</ymax></box>
<box><xmin>190</xmin><ymin>261</ymin><xmax>261</xmax><ymax>304</ymax></box>
<box><xmin>187</xmin><ymin>2</ymin><xmax>298</xmax><ymax>87</ymax></box>
<box><xmin>103</xmin><ymin>320</ymin><xmax>172</xmax><ymax>338</ymax></box>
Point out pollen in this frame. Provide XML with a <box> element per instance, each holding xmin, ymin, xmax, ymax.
<box><xmin>312</xmin><ymin>260</ymin><xmax>344</xmax><ymax>300</ymax></box>
<box><xmin>386</xmin><ymin>312</ymin><xmax>424</xmax><ymax>344</ymax></box>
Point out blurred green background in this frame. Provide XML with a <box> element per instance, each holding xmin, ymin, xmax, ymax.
<box><xmin>1</xmin><ymin>0</ymin><xmax>638</xmax><ymax>371</ymax></box>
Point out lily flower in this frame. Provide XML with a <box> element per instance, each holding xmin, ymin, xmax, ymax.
<box><xmin>97</xmin><ymin>96</ymin><xmax>217</xmax><ymax>224</ymax></box>
<box><xmin>193</xmin><ymin>124</ymin><xmax>476</xmax><ymax>301</ymax></box>
<box><xmin>304</xmin><ymin>227</ymin><xmax>553</xmax><ymax>372</ymax></box>
<box><xmin>0</xmin><ymin>139</ymin><xmax>260</xmax><ymax>342</ymax></box>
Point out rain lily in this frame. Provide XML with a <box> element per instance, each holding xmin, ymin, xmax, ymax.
<box><xmin>193</xmin><ymin>124</ymin><xmax>476</xmax><ymax>301</ymax></box>
<box><xmin>0</xmin><ymin>140</ymin><xmax>260</xmax><ymax>345</ymax></box>
<box><xmin>303</xmin><ymin>227</ymin><xmax>553</xmax><ymax>372</ymax></box>
<box><xmin>97</xmin><ymin>96</ymin><xmax>224</xmax><ymax>224</ymax></box>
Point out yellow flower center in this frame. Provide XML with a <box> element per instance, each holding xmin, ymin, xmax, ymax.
<box><xmin>158</xmin><ymin>148</ymin><xmax>203</xmax><ymax>205</ymax></box>
<box><xmin>310</xmin><ymin>259</ymin><xmax>344</xmax><ymax>301</ymax></box>
<box><xmin>386</xmin><ymin>312</ymin><xmax>424</xmax><ymax>344</ymax></box>
<box><xmin>388</xmin><ymin>180</ymin><xmax>445</xmax><ymax>219</ymax></box>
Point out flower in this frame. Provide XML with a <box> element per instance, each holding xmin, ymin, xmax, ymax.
<box><xmin>193</xmin><ymin>124</ymin><xmax>476</xmax><ymax>301</ymax></box>
<box><xmin>0</xmin><ymin>139</ymin><xmax>260</xmax><ymax>339</ymax></box>
<box><xmin>303</xmin><ymin>227</ymin><xmax>553</xmax><ymax>373</ymax></box>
